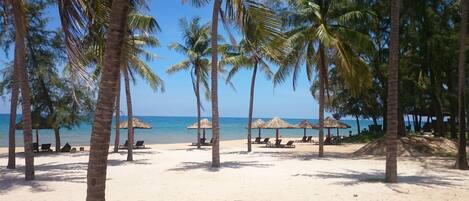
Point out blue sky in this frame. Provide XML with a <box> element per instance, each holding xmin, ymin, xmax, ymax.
<box><xmin>0</xmin><ymin>0</ymin><xmax>323</xmax><ymax>119</ymax></box>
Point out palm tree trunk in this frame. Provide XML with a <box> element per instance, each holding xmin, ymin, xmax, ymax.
<box><xmin>114</xmin><ymin>75</ymin><xmax>121</xmax><ymax>153</ymax></box>
<box><xmin>318</xmin><ymin>44</ymin><xmax>326</xmax><ymax>157</ymax></box>
<box><xmin>11</xmin><ymin>0</ymin><xmax>34</xmax><ymax>180</ymax></box>
<box><xmin>86</xmin><ymin>1</ymin><xmax>130</xmax><ymax>200</ymax></box>
<box><xmin>385</xmin><ymin>0</ymin><xmax>400</xmax><ymax>183</ymax></box>
<box><xmin>356</xmin><ymin>115</ymin><xmax>360</xmax><ymax>135</ymax></box>
<box><xmin>7</xmin><ymin>61</ymin><xmax>19</xmax><ymax>169</ymax></box>
<box><xmin>247</xmin><ymin>61</ymin><xmax>258</xmax><ymax>152</ymax></box>
<box><xmin>210</xmin><ymin>0</ymin><xmax>222</xmax><ymax>168</ymax></box>
<box><xmin>124</xmin><ymin>69</ymin><xmax>134</xmax><ymax>161</ymax></box>
<box><xmin>456</xmin><ymin>0</ymin><xmax>469</xmax><ymax>170</ymax></box>
<box><xmin>54</xmin><ymin>128</ymin><xmax>61</xmax><ymax>152</ymax></box>
<box><xmin>195</xmin><ymin>66</ymin><xmax>202</xmax><ymax>149</ymax></box>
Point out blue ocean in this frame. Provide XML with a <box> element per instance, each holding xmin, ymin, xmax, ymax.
<box><xmin>0</xmin><ymin>114</ymin><xmax>376</xmax><ymax>147</ymax></box>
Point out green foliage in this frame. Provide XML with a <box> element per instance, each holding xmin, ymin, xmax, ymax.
<box><xmin>343</xmin><ymin>131</ymin><xmax>384</xmax><ymax>143</ymax></box>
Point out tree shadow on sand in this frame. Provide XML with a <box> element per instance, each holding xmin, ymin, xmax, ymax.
<box><xmin>0</xmin><ymin>158</ymin><xmax>152</xmax><ymax>193</ymax></box>
<box><xmin>167</xmin><ymin>160</ymin><xmax>273</xmax><ymax>172</ymax></box>
<box><xmin>292</xmin><ymin>169</ymin><xmax>464</xmax><ymax>190</ymax></box>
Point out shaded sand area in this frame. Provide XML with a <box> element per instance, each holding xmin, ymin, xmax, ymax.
<box><xmin>1</xmin><ymin>139</ymin><xmax>469</xmax><ymax>201</ymax></box>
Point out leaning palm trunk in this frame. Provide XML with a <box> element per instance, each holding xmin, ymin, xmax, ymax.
<box><xmin>114</xmin><ymin>76</ymin><xmax>121</xmax><ymax>153</ymax></box>
<box><xmin>211</xmin><ymin>0</ymin><xmax>222</xmax><ymax>168</ymax></box>
<box><xmin>318</xmin><ymin>44</ymin><xmax>326</xmax><ymax>157</ymax></box>
<box><xmin>124</xmin><ymin>68</ymin><xmax>134</xmax><ymax>161</ymax></box>
<box><xmin>11</xmin><ymin>0</ymin><xmax>34</xmax><ymax>180</ymax></box>
<box><xmin>7</xmin><ymin>56</ymin><xmax>19</xmax><ymax>169</ymax></box>
<box><xmin>54</xmin><ymin>128</ymin><xmax>61</xmax><ymax>152</ymax></box>
<box><xmin>195</xmin><ymin>67</ymin><xmax>202</xmax><ymax>149</ymax></box>
<box><xmin>456</xmin><ymin>0</ymin><xmax>469</xmax><ymax>170</ymax></box>
<box><xmin>385</xmin><ymin>0</ymin><xmax>400</xmax><ymax>183</ymax></box>
<box><xmin>86</xmin><ymin>1</ymin><xmax>130</xmax><ymax>200</ymax></box>
<box><xmin>246</xmin><ymin>62</ymin><xmax>258</xmax><ymax>152</ymax></box>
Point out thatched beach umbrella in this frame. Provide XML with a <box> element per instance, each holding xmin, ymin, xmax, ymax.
<box><xmin>187</xmin><ymin>118</ymin><xmax>212</xmax><ymax>139</ymax></box>
<box><xmin>323</xmin><ymin>117</ymin><xmax>351</xmax><ymax>137</ymax></box>
<box><xmin>296</xmin><ymin>120</ymin><xmax>319</xmax><ymax>137</ymax></box>
<box><xmin>264</xmin><ymin>117</ymin><xmax>295</xmax><ymax>142</ymax></box>
<box><xmin>16</xmin><ymin>116</ymin><xmax>54</xmax><ymax>145</ymax></box>
<box><xmin>119</xmin><ymin>118</ymin><xmax>152</xmax><ymax>129</ymax></box>
<box><xmin>250</xmin><ymin>119</ymin><xmax>266</xmax><ymax>138</ymax></box>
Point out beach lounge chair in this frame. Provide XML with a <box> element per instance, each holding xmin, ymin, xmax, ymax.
<box><xmin>191</xmin><ymin>138</ymin><xmax>207</xmax><ymax>146</ymax></box>
<box><xmin>252</xmin><ymin>137</ymin><xmax>262</xmax><ymax>144</ymax></box>
<box><xmin>275</xmin><ymin>139</ymin><xmax>282</xmax><ymax>147</ymax></box>
<box><xmin>119</xmin><ymin>140</ymin><xmax>129</xmax><ymax>149</ymax></box>
<box><xmin>32</xmin><ymin>143</ymin><xmax>39</xmax><ymax>153</ymax></box>
<box><xmin>296</xmin><ymin>136</ymin><xmax>307</xmax><ymax>143</ymax></box>
<box><xmin>203</xmin><ymin>138</ymin><xmax>213</xmax><ymax>146</ymax></box>
<box><xmin>40</xmin><ymin>144</ymin><xmax>52</xmax><ymax>152</ymax></box>
<box><xmin>265</xmin><ymin>139</ymin><xmax>282</xmax><ymax>148</ymax></box>
<box><xmin>135</xmin><ymin>141</ymin><xmax>145</xmax><ymax>149</ymax></box>
<box><xmin>282</xmin><ymin>140</ymin><xmax>296</xmax><ymax>148</ymax></box>
<box><xmin>261</xmin><ymin>138</ymin><xmax>270</xmax><ymax>144</ymax></box>
<box><xmin>324</xmin><ymin>137</ymin><xmax>332</xmax><ymax>145</ymax></box>
<box><xmin>306</xmin><ymin>136</ymin><xmax>313</xmax><ymax>143</ymax></box>
<box><xmin>60</xmin><ymin>143</ymin><xmax>72</xmax><ymax>152</ymax></box>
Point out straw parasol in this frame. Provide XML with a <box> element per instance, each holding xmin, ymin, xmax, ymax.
<box><xmin>249</xmin><ymin>119</ymin><xmax>266</xmax><ymax>138</ymax></box>
<box><xmin>296</xmin><ymin>120</ymin><xmax>319</xmax><ymax>137</ymax></box>
<box><xmin>264</xmin><ymin>117</ymin><xmax>295</xmax><ymax>141</ymax></box>
<box><xmin>323</xmin><ymin>117</ymin><xmax>351</xmax><ymax>137</ymax></box>
<box><xmin>119</xmin><ymin>118</ymin><xmax>152</xmax><ymax>129</ymax></box>
<box><xmin>187</xmin><ymin>118</ymin><xmax>212</xmax><ymax>139</ymax></box>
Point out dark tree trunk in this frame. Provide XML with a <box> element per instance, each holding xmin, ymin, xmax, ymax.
<box><xmin>456</xmin><ymin>0</ymin><xmax>469</xmax><ymax>170</ymax></box>
<box><xmin>385</xmin><ymin>0</ymin><xmax>400</xmax><ymax>183</ymax></box>
<box><xmin>195</xmin><ymin>66</ymin><xmax>201</xmax><ymax>149</ymax></box>
<box><xmin>12</xmin><ymin>0</ymin><xmax>34</xmax><ymax>180</ymax></box>
<box><xmin>86</xmin><ymin>1</ymin><xmax>130</xmax><ymax>200</ymax></box>
<box><xmin>114</xmin><ymin>76</ymin><xmax>121</xmax><ymax>153</ymax></box>
<box><xmin>210</xmin><ymin>0</ymin><xmax>222</xmax><ymax>168</ymax></box>
<box><xmin>124</xmin><ymin>68</ymin><xmax>134</xmax><ymax>161</ymax></box>
<box><xmin>7</xmin><ymin>59</ymin><xmax>19</xmax><ymax>169</ymax></box>
<box><xmin>246</xmin><ymin>61</ymin><xmax>258</xmax><ymax>152</ymax></box>
<box><xmin>450</xmin><ymin>108</ymin><xmax>457</xmax><ymax>139</ymax></box>
<box><xmin>54</xmin><ymin>128</ymin><xmax>61</xmax><ymax>152</ymax></box>
<box><xmin>318</xmin><ymin>44</ymin><xmax>326</xmax><ymax>157</ymax></box>
<box><xmin>356</xmin><ymin>115</ymin><xmax>360</xmax><ymax>135</ymax></box>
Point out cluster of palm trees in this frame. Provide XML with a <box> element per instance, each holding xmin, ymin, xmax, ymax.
<box><xmin>2</xmin><ymin>0</ymin><xmax>468</xmax><ymax>200</ymax></box>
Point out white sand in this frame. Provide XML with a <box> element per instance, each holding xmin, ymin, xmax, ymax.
<box><xmin>1</xmin><ymin>139</ymin><xmax>469</xmax><ymax>201</ymax></box>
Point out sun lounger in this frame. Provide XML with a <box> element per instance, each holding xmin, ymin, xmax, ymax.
<box><xmin>32</xmin><ymin>143</ymin><xmax>39</xmax><ymax>153</ymax></box>
<box><xmin>281</xmin><ymin>140</ymin><xmax>296</xmax><ymax>148</ymax></box>
<box><xmin>40</xmin><ymin>144</ymin><xmax>52</xmax><ymax>152</ymax></box>
<box><xmin>119</xmin><ymin>140</ymin><xmax>129</xmax><ymax>149</ymax></box>
<box><xmin>306</xmin><ymin>136</ymin><xmax>313</xmax><ymax>143</ymax></box>
<box><xmin>260</xmin><ymin>138</ymin><xmax>270</xmax><ymax>144</ymax></box>
<box><xmin>135</xmin><ymin>141</ymin><xmax>145</xmax><ymax>149</ymax></box>
<box><xmin>60</xmin><ymin>143</ymin><xmax>72</xmax><ymax>152</ymax></box>
<box><xmin>296</xmin><ymin>136</ymin><xmax>307</xmax><ymax>143</ymax></box>
<box><xmin>252</xmin><ymin>137</ymin><xmax>262</xmax><ymax>144</ymax></box>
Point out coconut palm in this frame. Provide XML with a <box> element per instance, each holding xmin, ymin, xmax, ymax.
<box><xmin>84</xmin><ymin>0</ymin><xmax>131</xmax><ymax>200</ymax></box>
<box><xmin>167</xmin><ymin>17</ymin><xmax>211</xmax><ymax>149</ymax></box>
<box><xmin>274</xmin><ymin>0</ymin><xmax>372</xmax><ymax>157</ymax></box>
<box><xmin>385</xmin><ymin>0</ymin><xmax>400</xmax><ymax>182</ymax></box>
<box><xmin>456</xmin><ymin>0</ymin><xmax>469</xmax><ymax>170</ymax></box>
<box><xmin>184</xmin><ymin>0</ymin><xmax>278</xmax><ymax>167</ymax></box>
<box><xmin>2</xmin><ymin>0</ymin><xmax>35</xmax><ymax>180</ymax></box>
<box><xmin>120</xmin><ymin>13</ymin><xmax>164</xmax><ymax>161</ymax></box>
<box><xmin>223</xmin><ymin>4</ymin><xmax>284</xmax><ymax>152</ymax></box>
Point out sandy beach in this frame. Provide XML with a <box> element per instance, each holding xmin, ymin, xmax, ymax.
<box><xmin>1</xmin><ymin>139</ymin><xmax>469</xmax><ymax>201</ymax></box>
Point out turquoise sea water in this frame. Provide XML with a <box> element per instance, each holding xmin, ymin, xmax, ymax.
<box><xmin>0</xmin><ymin>114</ymin><xmax>376</xmax><ymax>147</ymax></box>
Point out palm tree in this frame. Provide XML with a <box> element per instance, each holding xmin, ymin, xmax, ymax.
<box><xmin>121</xmin><ymin>12</ymin><xmax>163</xmax><ymax>161</ymax></box>
<box><xmin>85</xmin><ymin>0</ymin><xmax>131</xmax><ymax>200</ymax></box>
<box><xmin>7</xmin><ymin>62</ymin><xmax>19</xmax><ymax>169</ymax></box>
<box><xmin>167</xmin><ymin>17</ymin><xmax>211</xmax><ymax>149</ymax></box>
<box><xmin>385</xmin><ymin>0</ymin><xmax>401</xmax><ymax>183</ymax></box>
<box><xmin>275</xmin><ymin>0</ymin><xmax>372</xmax><ymax>157</ymax></box>
<box><xmin>7</xmin><ymin>0</ymin><xmax>35</xmax><ymax>180</ymax></box>
<box><xmin>113</xmin><ymin>76</ymin><xmax>121</xmax><ymax>153</ymax></box>
<box><xmin>223</xmin><ymin>4</ymin><xmax>284</xmax><ymax>152</ymax></box>
<box><xmin>456</xmin><ymin>0</ymin><xmax>469</xmax><ymax>170</ymax></box>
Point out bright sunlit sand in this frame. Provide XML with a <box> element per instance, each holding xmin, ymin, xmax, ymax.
<box><xmin>1</xmin><ymin>139</ymin><xmax>468</xmax><ymax>201</ymax></box>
